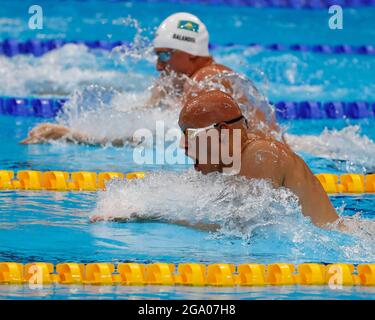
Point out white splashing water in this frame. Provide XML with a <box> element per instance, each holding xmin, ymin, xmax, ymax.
<box><xmin>0</xmin><ymin>15</ymin><xmax>158</xmax><ymax>97</ymax></box>
<box><xmin>93</xmin><ymin>170</ymin><xmax>301</xmax><ymax>228</ymax></box>
<box><xmin>214</xmin><ymin>47</ymin><xmax>375</xmax><ymax>101</ymax></box>
<box><xmin>285</xmin><ymin>126</ymin><xmax>375</xmax><ymax>171</ymax></box>
<box><xmin>110</xmin><ymin>15</ymin><xmax>155</xmax><ymax>66</ymax></box>
<box><xmin>92</xmin><ymin>170</ymin><xmax>375</xmax><ymax>263</ymax></box>
<box><xmin>1</xmin><ymin>14</ymin><xmax>373</xmax><ymax>172</ymax></box>
<box><xmin>54</xmin><ymin>81</ymin><xmax>375</xmax><ymax>173</ymax></box>
<box><xmin>0</xmin><ymin>44</ymin><xmax>139</xmax><ymax>97</ymax></box>
<box><xmin>56</xmin><ymin>83</ymin><xmax>375</xmax><ymax>172</ymax></box>
<box><xmin>53</xmin><ymin>67</ymin><xmax>281</xmax><ymax>145</ymax></box>
<box><xmin>1</xmin><ymin>26</ymin><xmax>374</xmax><ymax>102</ymax></box>
<box><xmin>56</xmin><ymin>85</ymin><xmax>180</xmax><ymax>142</ymax></box>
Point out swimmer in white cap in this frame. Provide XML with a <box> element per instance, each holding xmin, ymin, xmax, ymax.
<box><xmin>21</xmin><ymin>12</ymin><xmax>279</xmax><ymax>145</ymax></box>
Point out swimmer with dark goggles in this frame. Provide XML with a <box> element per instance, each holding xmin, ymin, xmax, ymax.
<box><xmin>182</xmin><ymin>115</ymin><xmax>247</xmax><ymax>140</ymax></box>
<box><xmin>178</xmin><ymin>90</ymin><xmax>342</xmax><ymax>229</ymax></box>
<box><xmin>91</xmin><ymin>90</ymin><xmax>346</xmax><ymax>232</ymax></box>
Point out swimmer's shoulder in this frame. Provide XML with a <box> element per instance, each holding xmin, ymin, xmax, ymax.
<box><xmin>240</xmin><ymin>137</ymin><xmax>291</xmax><ymax>186</ymax></box>
<box><xmin>242</xmin><ymin>136</ymin><xmax>278</xmax><ymax>157</ymax></box>
<box><xmin>183</xmin><ymin>63</ymin><xmax>234</xmax><ymax>102</ymax></box>
<box><xmin>191</xmin><ymin>63</ymin><xmax>233</xmax><ymax>82</ymax></box>
<box><xmin>243</xmin><ymin>133</ymin><xmax>293</xmax><ymax>159</ymax></box>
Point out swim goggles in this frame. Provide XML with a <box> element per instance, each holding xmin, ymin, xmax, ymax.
<box><xmin>156</xmin><ymin>50</ymin><xmax>176</xmax><ymax>62</ymax></box>
<box><xmin>184</xmin><ymin>115</ymin><xmax>246</xmax><ymax>140</ymax></box>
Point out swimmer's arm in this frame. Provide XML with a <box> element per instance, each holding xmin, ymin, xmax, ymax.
<box><xmin>242</xmin><ymin>141</ymin><xmax>339</xmax><ymax>227</ymax></box>
<box><xmin>66</xmin><ymin>132</ymin><xmax>127</xmax><ymax>147</ymax></box>
<box><xmin>283</xmin><ymin>153</ymin><xmax>339</xmax><ymax>228</ymax></box>
<box><xmin>168</xmin><ymin>219</ymin><xmax>220</xmax><ymax>232</ymax></box>
<box><xmin>20</xmin><ymin>123</ymin><xmax>127</xmax><ymax>147</ymax></box>
<box><xmin>90</xmin><ymin>214</ymin><xmax>220</xmax><ymax>232</ymax></box>
<box><xmin>144</xmin><ymin>79</ymin><xmax>167</xmax><ymax>108</ymax></box>
<box><xmin>20</xmin><ymin>123</ymin><xmax>75</xmax><ymax>144</ymax></box>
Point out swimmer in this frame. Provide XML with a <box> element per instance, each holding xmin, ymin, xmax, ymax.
<box><xmin>21</xmin><ymin>12</ymin><xmax>279</xmax><ymax>146</ymax></box>
<box><xmin>178</xmin><ymin>90</ymin><xmax>340</xmax><ymax>229</ymax></box>
<box><xmin>91</xmin><ymin>90</ymin><xmax>342</xmax><ymax>231</ymax></box>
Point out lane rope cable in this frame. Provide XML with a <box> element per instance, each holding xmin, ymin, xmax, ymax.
<box><xmin>0</xmin><ymin>39</ymin><xmax>374</xmax><ymax>58</ymax></box>
<box><xmin>1</xmin><ymin>96</ymin><xmax>374</xmax><ymax>119</ymax></box>
<box><xmin>106</xmin><ymin>0</ymin><xmax>375</xmax><ymax>9</ymax></box>
<box><xmin>0</xmin><ymin>262</ymin><xmax>374</xmax><ymax>286</ymax></box>
<box><xmin>0</xmin><ymin>170</ymin><xmax>374</xmax><ymax>194</ymax></box>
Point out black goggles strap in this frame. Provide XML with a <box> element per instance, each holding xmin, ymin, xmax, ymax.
<box><xmin>214</xmin><ymin>115</ymin><xmax>245</xmax><ymax>127</ymax></box>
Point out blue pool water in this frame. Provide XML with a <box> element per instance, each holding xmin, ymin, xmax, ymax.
<box><xmin>1</xmin><ymin>1</ymin><xmax>375</xmax><ymax>299</ymax></box>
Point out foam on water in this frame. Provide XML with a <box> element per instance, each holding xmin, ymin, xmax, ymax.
<box><xmin>0</xmin><ymin>44</ymin><xmax>152</xmax><ymax>97</ymax></box>
<box><xmin>92</xmin><ymin>170</ymin><xmax>375</xmax><ymax>263</ymax></box>
<box><xmin>55</xmin><ymin>85</ymin><xmax>179</xmax><ymax>142</ymax></box>
<box><xmin>214</xmin><ymin>47</ymin><xmax>375</xmax><ymax>101</ymax></box>
<box><xmin>56</xmin><ymin>84</ymin><xmax>375</xmax><ymax>172</ymax></box>
<box><xmin>0</xmin><ymin>15</ymin><xmax>158</xmax><ymax>97</ymax></box>
<box><xmin>1</xmin><ymin>40</ymin><xmax>374</xmax><ymax>101</ymax></box>
<box><xmin>2</xmin><ymin>15</ymin><xmax>373</xmax><ymax>172</ymax></box>
<box><xmin>52</xmin><ymin>53</ymin><xmax>279</xmax><ymax>143</ymax></box>
<box><xmin>285</xmin><ymin>125</ymin><xmax>375</xmax><ymax>173</ymax></box>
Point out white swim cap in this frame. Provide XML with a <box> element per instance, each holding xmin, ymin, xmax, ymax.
<box><xmin>154</xmin><ymin>12</ymin><xmax>210</xmax><ymax>57</ymax></box>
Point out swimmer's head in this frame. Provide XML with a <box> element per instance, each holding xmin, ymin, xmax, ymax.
<box><xmin>154</xmin><ymin>12</ymin><xmax>209</xmax><ymax>57</ymax></box>
<box><xmin>154</xmin><ymin>12</ymin><xmax>211</xmax><ymax>76</ymax></box>
<box><xmin>179</xmin><ymin>90</ymin><xmax>247</xmax><ymax>175</ymax></box>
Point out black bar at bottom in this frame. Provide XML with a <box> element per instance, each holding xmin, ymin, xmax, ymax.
<box><xmin>0</xmin><ymin>300</ymin><xmax>373</xmax><ymax>318</ymax></box>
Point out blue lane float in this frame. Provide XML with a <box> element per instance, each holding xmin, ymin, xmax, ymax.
<box><xmin>0</xmin><ymin>97</ymin><xmax>67</xmax><ymax>118</ymax></box>
<box><xmin>0</xmin><ymin>96</ymin><xmax>374</xmax><ymax>119</ymax></box>
<box><xmin>114</xmin><ymin>0</ymin><xmax>375</xmax><ymax>9</ymax></box>
<box><xmin>273</xmin><ymin>101</ymin><xmax>375</xmax><ymax>119</ymax></box>
<box><xmin>1</xmin><ymin>39</ymin><xmax>375</xmax><ymax>58</ymax></box>
<box><xmin>0</xmin><ymin>39</ymin><xmax>130</xmax><ymax>58</ymax></box>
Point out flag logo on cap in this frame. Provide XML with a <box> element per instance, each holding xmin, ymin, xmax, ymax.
<box><xmin>177</xmin><ymin>20</ymin><xmax>199</xmax><ymax>33</ymax></box>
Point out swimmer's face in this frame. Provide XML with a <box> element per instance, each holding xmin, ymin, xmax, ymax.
<box><xmin>179</xmin><ymin>90</ymin><xmax>246</xmax><ymax>175</ymax></box>
<box><xmin>179</xmin><ymin>120</ymin><xmax>234</xmax><ymax>175</ymax></box>
<box><xmin>179</xmin><ymin>114</ymin><xmax>246</xmax><ymax>175</ymax></box>
<box><xmin>155</xmin><ymin>48</ymin><xmax>198</xmax><ymax>76</ymax></box>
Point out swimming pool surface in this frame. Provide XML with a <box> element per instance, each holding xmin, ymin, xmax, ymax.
<box><xmin>0</xmin><ymin>0</ymin><xmax>375</xmax><ymax>299</ymax></box>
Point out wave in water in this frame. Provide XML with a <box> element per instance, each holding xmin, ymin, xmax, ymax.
<box><xmin>92</xmin><ymin>170</ymin><xmax>375</xmax><ymax>264</ymax></box>
<box><xmin>0</xmin><ymin>44</ymin><xmax>153</xmax><ymax>97</ymax></box>
<box><xmin>214</xmin><ymin>46</ymin><xmax>375</xmax><ymax>101</ymax></box>
<box><xmin>56</xmin><ymin>85</ymin><xmax>375</xmax><ymax>173</ymax></box>
<box><xmin>55</xmin><ymin>84</ymin><xmax>180</xmax><ymax>143</ymax></box>
<box><xmin>286</xmin><ymin>125</ymin><xmax>375</xmax><ymax>173</ymax></box>
<box><xmin>1</xmin><ymin>41</ymin><xmax>374</xmax><ymax>102</ymax></box>
<box><xmin>0</xmin><ymin>16</ymin><xmax>156</xmax><ymax>98</ymax></box>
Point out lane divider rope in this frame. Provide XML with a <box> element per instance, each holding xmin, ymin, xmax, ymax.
<box><xmin>275</xmin><ymin>101</ymin><xmax>375</xmax><ymax>119</ymax></box>
<box><xmin>0</xmin><ymin>170</ymin><xmax>374</xmax><ymax>194</ymax></box>
<box><xmin>0</xmin><ymin>96</ymin><xmax>66</xmax><ymax>118</ymax></box>
<box><xmin>0</xmin><ymin>170</ymin><xmax>144</xmax><ymax>191</ymax></box>
<box><xmin>0</xmin><ymin>262</ymin><xmax>374</xmax><ymax>286</ymax></box>
<box><xmin>0</xmin><ymin>39</ymin><xmax>374</xmax><ymax>58</ymax></box>
<box><xmin>112</xmin><ymin>0</ymin><xmax>375</xmax><ymax>9</ymax></box>
<box><xmin>1</xmin><ymin>96</ymin><xmax>374</xmax><ymax>119</ymax></box>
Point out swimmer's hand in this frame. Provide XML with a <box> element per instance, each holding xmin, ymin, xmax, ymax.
<box><xmin>90</xmin><ymin>215</ymin><xmax>132</xmax><ymax>223</ymax></box>
<box><xmin>90</xmin><ymin>213</ymin><xmax>160</xmax><ymax>223</ymax></box>
<box><xmin>89</xmin><ymin>214</ymin><xmax>220</xmax><ymax>232</ymax></box>
<box><xmin>20</xmin><ymin>123</ymin><xmax>71</xmax><ymax>144</ymax></box>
